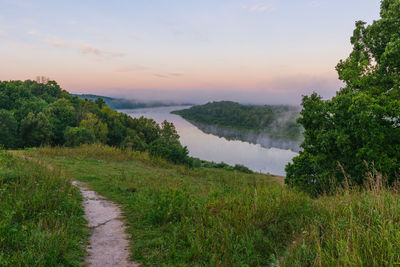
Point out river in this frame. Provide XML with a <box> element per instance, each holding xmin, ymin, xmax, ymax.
<box><xmin>120</xmin><ymin>106</ymin><xmax>300</xmax><ymax>176</ymax></box>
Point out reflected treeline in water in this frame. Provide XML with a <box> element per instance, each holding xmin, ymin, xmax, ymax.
<box><xmin>188</xmin><ymin>120</ymin><xmax>302</xmax><ymax>153</ymax></box>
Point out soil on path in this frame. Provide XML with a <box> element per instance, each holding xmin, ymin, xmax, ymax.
<box><xmin>72</xmin><ymin>181</ymin><xmax>139</xmax><ymax>267</ymax></box>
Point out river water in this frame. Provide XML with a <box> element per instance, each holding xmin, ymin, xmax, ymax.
<box><xmin>120</xmin><ymin>106</ymin><xmax>300</xmax><ymax>176</ymax></box>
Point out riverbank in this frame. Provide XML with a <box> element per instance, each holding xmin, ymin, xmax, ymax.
<box><xmin>20</xmin><ymin>144</ymin><xmax>400</xmax><ymax>266</ymax></box>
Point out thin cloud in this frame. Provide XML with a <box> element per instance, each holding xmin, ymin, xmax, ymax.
<box><xmin>153</xmin><ymin>73</ymin><xmax>169</xmax><ymax>78</ymax></box>
<box><xmin>27</xmin><ymin>29</ymin><xmax>39</xmax><ymax>36</ymax></box>
<box><xmin>153</xmin><ymin>72</ymin><xmax>184</xmax><ymax>78</ymax></box>
<box><xmin>80</xmin><ymin>43</ymin><xmax>125</xmax><ymax>58</ymax></box>
<box><xmin>241</xmin><ymin>2</ymin><xmax>276</xmax><ymax>13</ymax></box>
<box><xmin>115</xmin><ymin>65</ymin><xmax>147</xmax><ymax>72</ymax></box>
<box><xmin>309</xmin><ymin>1</ymin><xmax>321</xmax><ymax>7</ymax></box>
<box><xmin>45</xmin><ymin>39</ymin><xmax>68</xmax><ymax>48</ymax></box>
<box><xmin>250</xmin><ymin>4</ymin><xmax>273</xmax><ymax>12</ymax></box>
<box><xmin>169</xmin><ymin>72</ymin><xmax>184</xmax><ymax>77</ymax></box>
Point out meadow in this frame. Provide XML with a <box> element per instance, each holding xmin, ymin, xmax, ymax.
<box><xmin>16</xmin><ymin>144</ymin><xmax>400</xmax><ymax>266</ymax></box>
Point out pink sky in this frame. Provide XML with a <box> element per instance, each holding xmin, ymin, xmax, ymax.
<box><xmin>0</xmin><ymin>0</ymin><xmax>380</xmax><ymax>104</ymax></box>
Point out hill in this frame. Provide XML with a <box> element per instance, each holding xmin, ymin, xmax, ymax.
<box><xmin>172</xmin><ymin>101</ymin><xmax>302</xmax><ymax>139</ymax></box>
<box><xmin>6</xmin><ymin>144</ymin><xmax>398</xmax><ymax>266</ymax></box>
<box><xmin>0</xmin><ymin>80</ymin><xmax>194</xmax><ymax>166</ymax></box>
<box><xmin>73</xmin><ymin>94</ymin><xmax>191</xmax><ymax>110</ymax></box>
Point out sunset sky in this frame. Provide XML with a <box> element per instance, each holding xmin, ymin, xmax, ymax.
<box><xmin>0</xmin><ymin>0</ymin><xmax>381</xmax><ymax>104</ymax></box>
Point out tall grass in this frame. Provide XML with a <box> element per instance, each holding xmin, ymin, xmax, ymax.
<box><xmin>282</xmin><ymin>172</ymin><xmax>400</xmax><ymax>267</ymax></box>
<box><xmin>27</xmin><ymin>145</ymin><xmax>400</xmax><ymax>266</ymax></box>
<box><xmin>0</xmin><ymin>150</ymin><xmax>87</xmax><ymax>266</ymax></box>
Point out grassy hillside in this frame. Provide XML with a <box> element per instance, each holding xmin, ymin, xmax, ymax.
<box><xmin>172</xmin><ymin>101</ymin><xmax>302</xmax><ymax>139</ymax></box>
<box><xmin>0</xmin><ymin>150</ymin><xmax>87</xmax><ymax>266</ymax></box>
<box><xmin>23</xmin><ymin>145</ymin><xmax>400</xmax><ymax>266</ymax></box>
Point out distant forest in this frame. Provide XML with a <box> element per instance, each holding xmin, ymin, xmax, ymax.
<box><xmin>74</xmin><ymin>94</ymin><xmax>190</xmax><ymax>110</ymax></box>
<box><xmin>172</xmin><ymin>101</ymin><xmax>302</xmax><ymax>139</ymax></box>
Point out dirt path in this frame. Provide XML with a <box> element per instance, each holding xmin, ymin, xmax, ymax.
<box><xmin>72</xmin><ymin>182</ymin><xmax>139</xmax><ymax>267</ymax></box>
<box><xmin>12</xmin><ymin>152</ymin><xmax>139</xmax><ymax>266</ymax></box>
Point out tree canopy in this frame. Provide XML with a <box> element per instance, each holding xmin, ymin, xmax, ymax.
<box><xmin>285</xmin><ymin>0</ymin><xmax>400</xmax><ymax>195</ymax></box>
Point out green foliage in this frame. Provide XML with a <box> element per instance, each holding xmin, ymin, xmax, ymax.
<box><xmin>0</xmin><ymin>110</ymin><xmax>18</xmax><ymax>149</ymax></box>
<box><xmin>0</xmin><ymin>150</ymin><xmax>87</xmax><ymax>266</ymax></box>
<box><xmin>173</xmin><ymin>101</ymin><xmax>302</xmax><ymax>139</ymax></box>
<box><xmin>79</xmin><ymin>113</ymin><xmax>108</xmax><ymax>143</ymax></box>
<box><xmin>20</xmin><ymin>112</ymin><xmax>52</xmax><ymax>147</ymax></box>
<box><xmin>64</xmin><ymin>127</ymin><xmax>96</xmax><ymax>147</ymax></box>
<box><xmin>148</xmin><ymin>139</ymin><xmax>189</xmax><ymax>164</ymax></box>
<box><xmin>286</xmin><ymin>1</ymin><xmax>400</xmax><ymax>195</ymax></box>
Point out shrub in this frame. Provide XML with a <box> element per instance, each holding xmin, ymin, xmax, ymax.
<box><xmin>64</xmin><ymin>126</ymin><xmax>96</xmax><ymax>147</ymax></box>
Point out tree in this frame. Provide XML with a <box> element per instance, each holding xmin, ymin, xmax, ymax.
<box><xmin>64</xmin><ymin>127</ymin><xmax>96</xmax><ymax>147</ymax></box>
<box><xmin>285</xmin><ymin>0</ymin><xmax>400</xmax><ymax>195</ymax></box>
<box><xmin>20</xmin><ymin>112</ymin><xmax>52</xmax><ymax>147</ymax></box>
<box><xmin>160</xmin><ymin>120</ymin><xmax>180</xmax><ymax>143</ymax></box>
<box><xmin>45</xmin><ymin>99</ymin><xmax>75</xmax><ymax>145</ymax></box>
<box><xmin>80</xmin><ymin>113</ymin><xmax>108</xmax><ymax>143</ymax></box>
<box><xmin>148</xmin><ymin>139</ymin><xmax>189</xmax><ymax>164</ymax></box>
<box><xmin>0</xmin><ymin>110</ymin><xmax>18</xmax><ymax>148</ymax></box>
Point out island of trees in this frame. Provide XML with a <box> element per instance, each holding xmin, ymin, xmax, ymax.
<box><xmin>172</xmin><ymin>101</ymin><xmax>302</xmax><ymax>139</ymax></box>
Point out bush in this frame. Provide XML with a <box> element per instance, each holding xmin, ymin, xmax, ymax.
<box><xmin>64</xmin><ymin>127</ymin><xmax>96</xmax><ymax>147</ymax></box>
<box><xmin>148</xmin><ymin>139</ymin><xmax>189</xmax><ymax>165</ymax></box>
<box><xmin>233</xmin><ymin>164</ymin><xmax>253</xmax><ymax>174</ymax></box>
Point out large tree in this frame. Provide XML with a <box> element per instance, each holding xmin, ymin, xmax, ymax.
<box><xmin>285</xmin><ymin>0</ymin><xmax>400</xmax><ymax>195</ymax></box>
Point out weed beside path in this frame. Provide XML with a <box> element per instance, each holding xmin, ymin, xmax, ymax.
<box><xmin>0</xmin><ymin>150</ymin><xmax>88</xmax><ymax>266</ymax></box>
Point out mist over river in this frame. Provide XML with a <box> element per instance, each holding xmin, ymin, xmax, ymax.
<box><xmin>120</xmin><ymin>106</ymin><xmax>300</xmax><ymax>176</ymax></box>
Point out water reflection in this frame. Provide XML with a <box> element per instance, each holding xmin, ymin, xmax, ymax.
<box><xmin>120</xmin><ymin>106</ymin><xmax>299</xmax><ymax>176</ymax></box>
<box><xmin>188</xmin><ymin>120</ymin><xmax>302</xmax><ymax>153</ymax></box>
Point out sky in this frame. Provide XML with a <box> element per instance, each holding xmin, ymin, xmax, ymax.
<box><xmin>0</xmin><ymin>0</ymin><xmax>381</xmax><ymax>104</ymax></box>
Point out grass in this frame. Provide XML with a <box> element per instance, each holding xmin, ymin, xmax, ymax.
<box><xmin>0</xmin><ymin>149</ymin><xmax>88</xmax><ymax>266</ymax></box>
<box><xmin>22</xmin><ymin>144</ymin><xmax>400</xmax><ymax>266</ymax></box>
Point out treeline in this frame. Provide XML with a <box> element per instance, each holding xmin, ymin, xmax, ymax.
<box><xmin>0</xmin><ymin>80</ymin><xmax>190</xmax><ymax>164</ymax></box>
<box><xmin>74</xmin><ymin>94</ymin><xmax>189</xmax><ymax>110</ymax></box>
<box><xmin>172</xmin><ymin>101</ymin><xmax>302</xmax><ymax>139</ymax></box>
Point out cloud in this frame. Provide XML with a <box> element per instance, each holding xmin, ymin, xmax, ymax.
<box><xmin>80</xmin><ymin>43</ymin><xmax>125</xmax><ymax>58</ymax></box>
<box><xmin>27</xmin><ymin>29</ymin><xmax>39</xmax><ymax>36</ymax></box>
<box><xmin>45</xmin><ymin>39</ymin><xmax>68</xmax><ymax>48</ymax></box>
<box><xmin>250</xmin><ymin>4</ymin><xmax>273</xmax><ymax>12</ymax></box>
<box><xmin>153</xmin><ymin>73</ymin><xmax>169</xmax><ymax>78</ymax></box>
<box><xmin>309</xmin><ymin>1</ymin><xmax>321</xmax><ymax>7</ymax></box>
<box><xmin>169</xmin><ymin>72</ymin><xmax>184</xmax><ymax>77</ymax></box>
<box><xmin>242</xmin><ymin>2</ymin><xmax>275</xmax><ymax>13</ymax></box>
<box><xmin>115</xmin><ymin>65</ymin><xmax>147</xmax><ymax>72</ymax></box>
<box><xmin>153</xmin><ymin>72</ymin><xmax>184</xmax><ymax>78</ymax></box>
